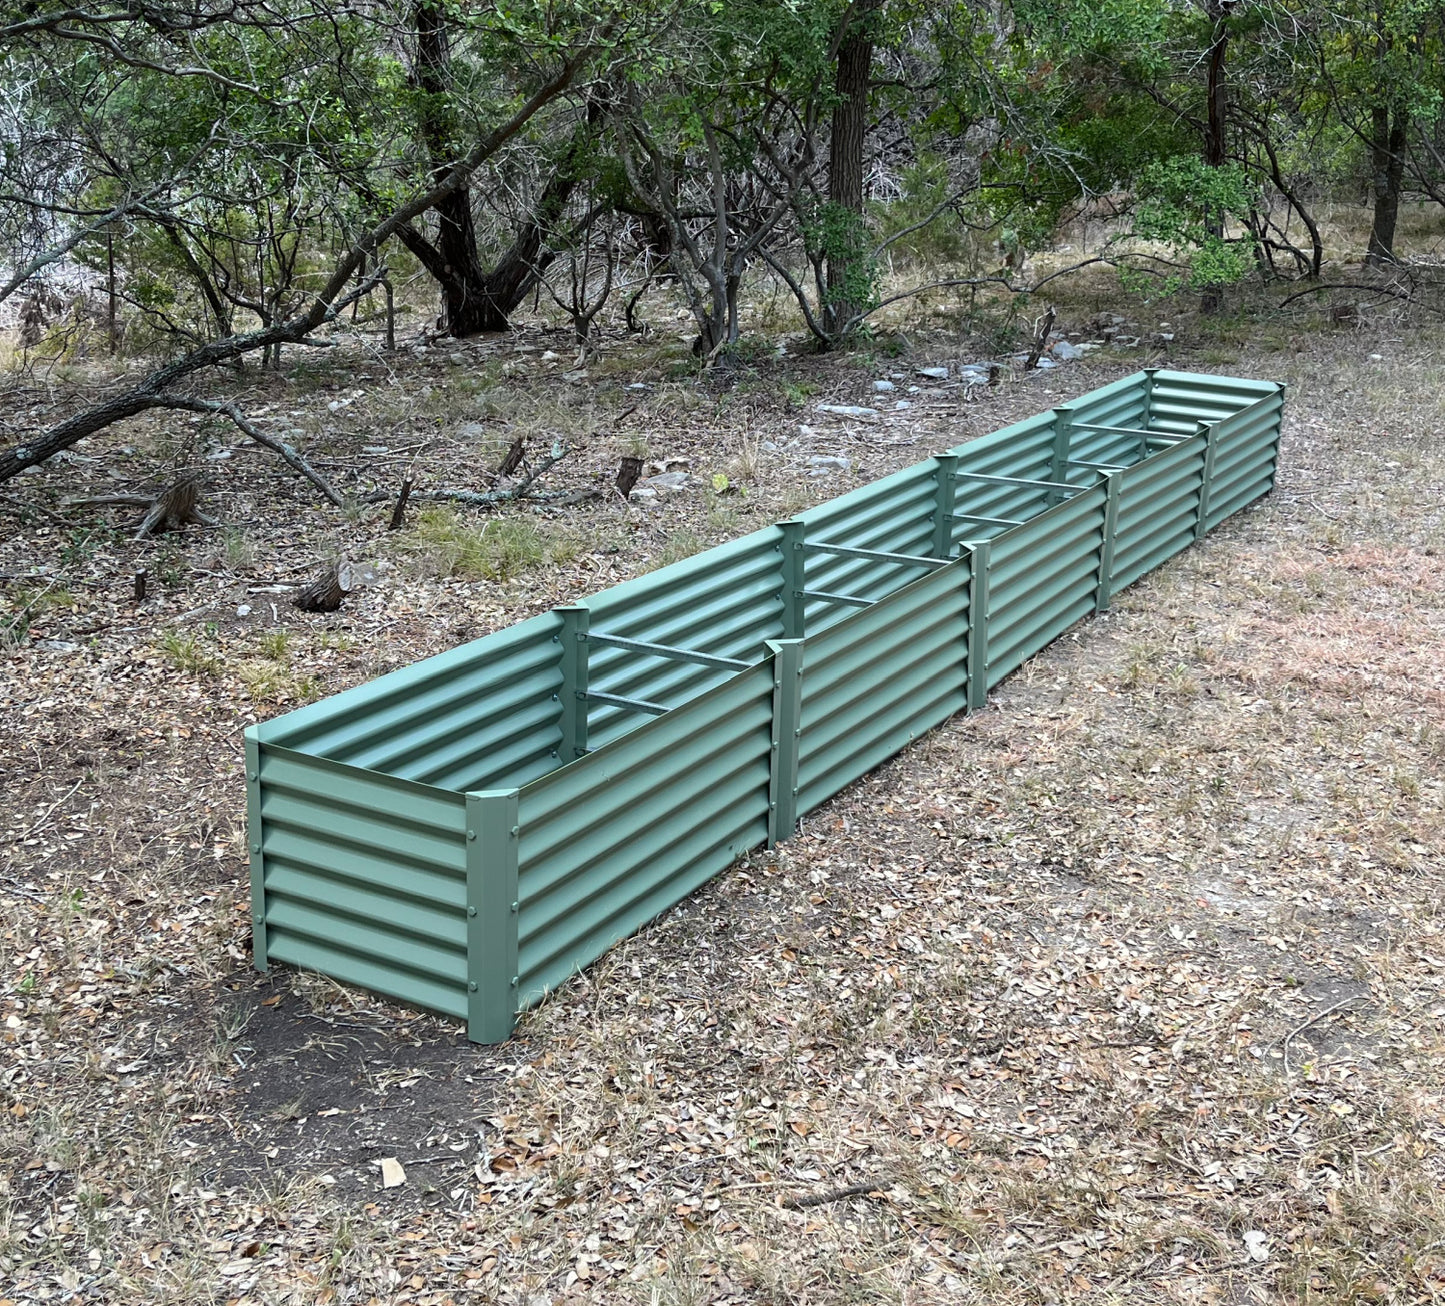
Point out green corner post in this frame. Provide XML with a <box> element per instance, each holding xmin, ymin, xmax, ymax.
<box><xmin>1095</xmin><ymin>470</ymin><xmax>1122</xmax><ymax>614</ymax></box>
<box><xmin>557</xmin><ymin>603</ymin><xmax>590</xmax><ymax>763</ymax></box>
<box><xmin>779</xmin><ymin>520</ymin><xmax>806</xmax><ymax>640</ymax></box>
<box><xmin>965</xmin><ymin>540</ymin><xmax>991</xmax><ymax>712</ymax></box>
<box><xmin>1194</xmin><ymin>419</ymin><xmax>1218</xmax><ymax>540</ymax></box>
<box><xmin>243</xmin><ymin>726</ymin><xmax>267</xmax><ymax>971</ymax></box>
<box><xmin>765</xmin><ymin>638</ymin><xmax>804</xmax><ymax>846</ymax></box>
<box><xmin>465</xmin><ymin>789</ymin><xmax>520</xmax><ymax>1045</ymax></box>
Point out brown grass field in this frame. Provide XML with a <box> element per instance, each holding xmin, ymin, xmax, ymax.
<box><xmin>2</xmin><ymin>256</ymin><xmax>1445</xmax><ymax>1304</ymax></box>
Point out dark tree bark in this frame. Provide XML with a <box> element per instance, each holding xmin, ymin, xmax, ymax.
<box><xmin>824</xmin><ymin>0</ymin><xmax>878</xmax><ymax>337</ymax></box>
<box><xmin>410</xmin><ymin>2</ymin><xmax>605</xmax><ymax>336</ymax></box>
<box><xmin>1366</xmin><ymin>105</ymin><xmax>1408</xmax><ymax>266</ymax></box>
<box><xmin>1200</xmin><ymin>0</ymin><xmax>1233</xmax><ymax>314</ymax></box>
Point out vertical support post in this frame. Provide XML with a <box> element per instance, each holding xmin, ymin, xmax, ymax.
<box><xmin>931</xmin><ymin>454</ymin><xmax>960</xmax><ymax>557</ymax></box>
<box><xmin>965</xmin><ymin>540</ymin><xmax>991</xmax><ymax>712</ymax></box>
<box><xmin>779</xmin><ymin>520</ymin><xmax>806</xmax><ymax>639</ymax></box>
<box><xmin>1095</xmin><ymin>471</ymin><xmax>1122</xmax><ymax>614</ymax></box>
<box><xmin>1047</xmin><ymin>407</ymin><xmax>1075</xmax><ymax>502</ymax></box>
<box><xmin>465</xmin><ymin>788</ymin><xmax>520</xmax><ymax>1045</ymax></box>
<box><xmin>766</xmin><ymin>638</ymin><xmax>804</xmax><ymax>846</ymax></box>
<box><xmin>243</xmin><ymin>728</ymin><xmax>267</xmax><ymax>971</ymax></box>
<box><xmin>1194</xmin><ymin>420</ymin><xmax>1218</xmax><ymax>540</ymax></box>
<box><xmin>557</xmin><ymin>603</ymin><xmax>589</xmax><ymax>762</ymax></box>
<box><xmin>1142</xmin><ymin>366</ymin><xmax>1158</xmax><ymax>434</ymax></box>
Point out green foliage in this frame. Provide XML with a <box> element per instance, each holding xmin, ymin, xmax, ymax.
<box><xmin>1132</xmin><ymin>156</ymin><xmax>1256</xmax><ymax>291</ymax></box>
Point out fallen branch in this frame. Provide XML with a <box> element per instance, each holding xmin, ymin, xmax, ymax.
<box><xmin>780</xmin><ymin>1181</ymin><xmax>889</xmax><ymax>1211</ymax></box>
<box><xmin>364</xmin><ymin>442</ymin><xmax>572</xmax><ymax>510</ymax></box>
<box><xmin>1273</xmin><ymin>281</ymin><xmax>1445</xmax><ymax>317</ymax></box>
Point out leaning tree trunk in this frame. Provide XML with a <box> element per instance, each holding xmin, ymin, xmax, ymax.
<box><xmin>823</xmin><ymin>0</ymin><xmax>878</xmax><ymax>339</ymax></box>
<box><xmin>1367</xmin><ymin>106</ymin><xmax>1408</xmax><ymax>267</ymax></box>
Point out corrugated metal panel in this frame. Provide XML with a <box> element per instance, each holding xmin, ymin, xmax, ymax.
<box><xmin>1204</xmin><ymin>390</ymin><xmax>1286</xmax><ymax>530</ymax></box>
<box><xmin>985</xmin><ymin>488</ymin><xmax>1108</xmax><ymax>683</ymax></box>
<box><xmin>796</xmin><ymin>557</ymin><xmax>970</xmax><ymax>815</ymax></box>
<box><xmin>260</xmin><ymin>610</ymin><xmax>565</xmax><ymax>793</ymax></box>
<box><xmin>583</xmin><ymin>529</ymin><xmax>780</xmax><ymax>749</ymax></box>
<box><xmin>797</xmin><ymin>462</ymin><xmax>939</xmax><ymax>630</ymax></box>
<box><xmin>256</xmin><ymin>744</ymin><xmax>470</xmax><ymax>1019</ymax></box>
<box><xmin>1147</xmin><ymin>369</ymin><xmax>1279</xmax><ymax>435</ymax></box>
<box><xmin>514</xmin><ymin>662</ymin><xmax>775</xmax><ymax>1006</ymax></box>
<box><xmin>946</xmin><ymin>413</ymin><xmax>1058</xmax><ymax>547</ymax></box>
<box><xmin>1111</xmin><ymin>436</ymin><xmax>1208</xmax><ymax>591</ymax></box>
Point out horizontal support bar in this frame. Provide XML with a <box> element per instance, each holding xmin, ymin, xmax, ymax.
<box><xmin>587</xmin><ymin>630</ymin><xmax>751</xmax><ymax>672</ymax></box>
<box><xmin>1068</xmin><ymin>459</ymin><xmax>1131</xmax><ymax>471</ymax></box>
<box><xmin>803</xmin><ymin>541</ymin><xmax>949</xmax><ymax>569</ymax></box>
<box><xmin>580</xmin><ymin>690</ymin><xmax>670</xmax><ymax>716</ymax></box>
<box><xmin>1071</xmin><ymin>422</ymin><xmax>1155</xmax><ymax>437</ymax></box>
<box><xmin>800</xmin><ymin>588</ymin><xmax>874</xmax><ymax>609</ymax></box>
<box><xmin>947</xmin><ymin>511</ymin><xmax>1026</xmax><ymax>527</ymax></box>
<box><xmin>955</xmin><ymin>471</ymin><xmax>1090</xmax><ymax>494</ymax></box>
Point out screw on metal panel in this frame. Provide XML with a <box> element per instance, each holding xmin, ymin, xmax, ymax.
<box><xmin>551</xmin><ymin>693</ymin><xmax>559</xmax><ymax>702</ymax></box>
<box><xmin>510</xmin><ymin>901</ymin><xmax>519</xmax><ymax>913</ymax></box>
<box><xmin>247</xmin><ymin>771</ymin><xmax>257</xmax><ymax>782</ymax></box>
<box><xmin>552</xmin><ymin>634</ymin><xmax>559</xmax><ymax>643</ymax></box>
<box><xmin>467</xmin><ymin>830</ymin><xmax>476</xmax><ymax>840</ymax></box>
<box><xmin>468</xmin><ymin>982</ymin><xmax>478</xmax><ymax>992</ymax></box>
<box><xmin>769</xmin><ymin>802</ymin><xmax>777</xmax><ymax>810</ymax></box>
<box><xmin>510</xmin><ymin>825</ymin><xmax>519</xmax><ymax>837</ymax></box>
<box><xmin>250</xmin><ymin>842</ymin><xmax>260</xmax><ymax>854</ymax></box>
<box><xmin>794</xmin><ymin>728</ymin><xmax>801</xmax><ymax>737</ymax></box>
<box><xmin>510</xmin><ymin>976</ymin><xmax>519</xmax><ymax>987</ymax></box>
<box><xmin>577</xmin><ymin>632</ymin><xmax>587</xmax><ymax>642</ymax></box>
<box><xmin>467</xmin><ymin>906</ymin><xmax>477</xmax><ymax>917</ymax></box>
<box><xmin>791</xmin><ymin>786</ymin><xmax>799</xmax><ymax>795</ymax></box>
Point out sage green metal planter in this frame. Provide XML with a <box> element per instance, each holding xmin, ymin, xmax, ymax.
<box><xmin>245</xmin><ymin>368</ymin><xmax>1284</xmax><ymax>1042</ymax></box>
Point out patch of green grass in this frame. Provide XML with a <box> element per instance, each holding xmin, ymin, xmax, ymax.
<box><xmin>258</xmin><ymin>629</ymin><xmax>291</xmax><ymax>661</ymax></box>
<box><xmin>655</xmin><ymin>529</ymin><xmax>705</xmax><ymax>569</ymax></box>
<box><xmin>407</xmin><ymin>507</ymin><xmax>573</xmax><ymax>581</ymax></box>
<box><xmin>158</xmin><ymin>628</ymin><xmax>220</xmax><ymax>676</ymax></box>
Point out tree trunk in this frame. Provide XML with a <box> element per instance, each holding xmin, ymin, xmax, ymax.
<box><xmin>824</xmin><ymin>1</ymin><xmax>878</xmax><ymax>338</ymax></box>
<box><xmin>1200</xmin><ymin>1</ymin><xmax>1231</xmax><ymax>314</ymax></box>
<box><xmin>1367</xmin><ymin>106</ymin><xmax>1407</xmax><ymax>266</ymax></box>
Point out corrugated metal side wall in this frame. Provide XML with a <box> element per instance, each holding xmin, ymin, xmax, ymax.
<box><xmin>1112</xmin><ymin>437</ymin><xmax>1208</xmax><ymax>592</ymax></box>
<box><xmin>1205</xmin><ymin>389</ymin><xmax>1286</xmax><ymax>529</ymax></box>
<box><xmin>796</xmin><ymin>556</ymin><xmax>970</xmax><ymax>816</ymax></box>
<box><xmin>257</xmin><ymin>610</ymin><xmax>566</xmax><ymax>793</ymax></box>
<box><xmin>252</xmin><ymin>743</ymin><xmax>470</xmax><ymax>1020</ymax></box>
<box><xmin>513</xmin><ymin>663</ymin><xmax>775</xmax><ymax>1006</ymax></box>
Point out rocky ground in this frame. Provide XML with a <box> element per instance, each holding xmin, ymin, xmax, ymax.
<box><xmin>2</xmin><ymin>289</ymin><xmax>1444</xmax><ymax>1305</ymax></box>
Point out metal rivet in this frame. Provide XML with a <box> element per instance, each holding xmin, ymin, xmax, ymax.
<box><xmin>468</xmin><ymin>981</ymin><xmax>478</xmax><ymax>992</ymax></box>
<box><xmin>250</xmin><ymin>842</ymin><xmax>260</xmax><ymax>853</ymax></box>
<box><xmin>467</xmin><ymin>830</ymin><xmax>476</xmax><ymax>840</ymax></box>
<box><xmin>510</xmin><ymin>901</ymin><xmax>519</xmax><ymax>913</ymax></box>
<box><xmin>510</xmin><ymin>825</ymin><xmax>519</xmax><ymax>837</ymax></box>
<box><xmin>510</xmin><ymin>976</ymin><xmax>519</xmax><ymax>988</ymax></box>
<box><xmin>791</xmin><ymin>786</ymin><xmax>799</xmax><ymax>795</ymax></box>
<box><xmin>247</xmin><ymin>771</ymin><xmax>257</xmax><ymax>782</ymax></box>
<box><xmin>794</xmin><ymin>728</ymin><xmax>801</xmax><ymax>737</ymax></box>
<box><xmin>467</xmin><ymin>906</ymin><xmax>477</xmax><ymax>917</ymax></box>
<box><xmin>769</xmin><ymin>802</ymin><xmax>777</xmax><ymax>810</ymax></box>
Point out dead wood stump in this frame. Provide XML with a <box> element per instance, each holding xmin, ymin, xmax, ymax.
<box><xmin>615</xmin><ymin>456</ymin><xmax>643</xmax><ymax>499</ymax></box>
<box><xmin>294</xmin><ymin>561</ymin><xmax>355</xmax><ymax>613</ymax></box>
<box><xmin>135</xmin><ymin>476</ymin><xmax>214</xmax><ymax>539</ymax></box>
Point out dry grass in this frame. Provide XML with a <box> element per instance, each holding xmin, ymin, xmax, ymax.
<box><xmin>3</xmin><ymin>253</ymin><xmax>1445</xmax><ymax>1303</ymax></box>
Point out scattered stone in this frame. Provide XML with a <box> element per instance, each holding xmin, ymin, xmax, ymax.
<box><xmin>817</xmin><ymin>404</ymin><xmax>880</xmax><ymax>418</ymax></box>
<box><xmin>872</xmin><ymin>380</ymin><xmax>895</xmax><ymax>393</ymax></box>
<box><xmin>760</xmin><ymin>440</ymin><xmax>780</xmax><ymax>453</ymax></box>
<box><xmin>807</xmin><ymin>455</ymin><xmax>851</xmax><ymax>472</ymax></box>
<box><xmin>906</xmin><ymin>385</ymin><xmax>920</xmax><ymax>394</ymax></box>
<box><xmin>916</xmin><ymin>366</ymin><xmax>949</xmax><ymax>380</ymax></box>
<box><xmin>1368</xmin><ymin>353</ymin><xmax>1383</xmax><ymax>362</ymax></box>
<box><xmin>1156</xmin><ymin>333</ymin><xmax>1175</xmax><ymax>343</ymax></box>
<box><xmin>236</xmin><ymin>604</ymin><xmax>252</xmax><ymax>617</ymax></box>
<box><xmin>1052</xmin><ymin>340</ymin><xmax>1083</xmax><ymax>361</ymax></box>
<box><xmin>644</xmin><ymin>471</ymin><xmax>692</xmax><ymax>491</ymax></box>
<box><xmin>380</xmin><ymin>1157</ymin><xmax>406</xmax><ymax>1189</ymax></box>
<box><xmin>36</xmin><ymin>639</ymin><xmax>79</xmax><ymax>653</ymax></box>
<box><xmin>626</xmin><ymin>382</ymin><xmax>652</xmax><ymax>391</ymax></box>
<box><xmin>561</xmin><ymin>369</ymin><xmax>589</xmax><ymax>384</ymax></box>
<box><xmin>447</xmin><ymin>353</ymin><xmax>465</xmax><ymax>366</ymax></box>
<box><xmin>455</xmin><ymin>422</ymin><xmax>487</xmax><ymax>441</ymax></box>
<box><xmin>893</xmin><ymin>401</ymin><xmax>912</xmax><ymax>411</ymax></box>
<box><xmin>540</xmin><ymin>349</ymin><xmax>561</xmax><ymax>362</ymax></box>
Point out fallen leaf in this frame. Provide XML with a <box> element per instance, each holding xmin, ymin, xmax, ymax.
<box><xmin>380</xmin><ymin>1157</ymin><xmax>406</xmax><ymax>1189</ymax></box>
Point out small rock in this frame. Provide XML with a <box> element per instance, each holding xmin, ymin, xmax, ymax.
<box><xmin>236</xmin><ymin>604</ymin><xmax>252</xmax><ymax>617</ymax></box>
<box><xmin>629</xmin><ymin>485</ymin><xmax>658</xmax><ymax>500</ymax></box>
<box><xmin>1033</xmin><ymin>356</ymin><xmax>1058</xmax><ymax>369</ymax></box>
<box><xmin>807</xmin><ymin>455</ymin><xmax>851</xmax><ymax>472</ymax></box>
<box><xmin>1368</xmin><ymin>353</ymin><xmax>1383</xmax><ymax>362</ymax></box>
<box><xmin>455</xmin><ymin>422</ymin><xmax>486</xmax><ymax>441</ymax></box>
<box><xmin>540</xmin><ymin>349</ymin><xmax>561</xmax><ymax>362</ymax></box>
<box><xmin>1157</xmin><ymin>332</ymin><xmax>1175</xmax><ymax>343</ymax></box>
<box><xmin>798</xmin><ymin>424</ymin><xmax>817</xmax><ymax>439</ymax></box>
<box><xmin>872</xmin><ymin>379</ymin><xmax>895</xmax><ymax>392</ymax></box>
<box><xmin>893</xmin><ymin>401</ymin><xmax>912</xmax><ymax>411</ymax></box>
<box><xmin>817</xmin><ymin>403</ymin><xmax>879</xmax><ymax>418</ymax></box>
<box><xmin>36</xmin><ymin>639</ymin><xmax>78</xmax><ymax>653</ymax></box>
<box><xmin>447</xmin><ymin>352</ymin><xmax>465</xmax><ymax>366</ymax></box>
<box><xmin>625</xmin><ymin>382</ymin><xmax>652</xmax><ymax>391</ymax></box>
<box><xmin>916</xmin><ymin>366</ymin><xmax>949</xmax><ymax>380</ymax></box>
<box><xmin>1051</xmin><ymin>340</ymin><xmax>1083</xmax><ymax>361</ymax></box>
<box><xmin>645</xmin><ymin>471</ymin><xmax>692</xmax><ymax>491</ymax></box>
<box><xmin>380</xmin><ymin>1157</ymin><xmax>406</xmax><ymax>1189</ymax></box>
<box><xmin>906</xmin><ymin>385</ymin><xmax>920</xmax><ymax>394</ymax></box>
<box><xmin>1242</xmin><ymin>1231</ymin><xmax>1269</xmax><ymax>1262</ymax></box>
<box><xmin>361</xmin><ymin>444</ymin><xmax>389</xmax><ymax>454</ymax></box>
<box><xmin>561</xmin><ymin>369</ymin><xmax>589</xmax><ymax>384</ymax></box>
<box><xmin>760</xmin><ymin>440</ymin><xmax>780</xmax><ymax>453</ymax></box>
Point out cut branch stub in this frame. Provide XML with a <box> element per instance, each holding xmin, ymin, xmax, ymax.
<box><xmin>615</xmin><ymin>456</ymin><xmax>643</xmax><ymax>499</ymax></box>
<box><xmin>496</xmin><ymin>438</ymin><xmax>525</xmax><ymax>479</ymax></box>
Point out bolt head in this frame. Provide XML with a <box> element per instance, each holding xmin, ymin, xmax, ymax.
<box><xmin>468</xmin><ymin>981</ymin><xmax>478</xmax><ymax>992</ymax></box>
<box><xmin>467</xmin><ymin>906</ymin><xmax>477</xmax><ymax>917</ymax></box>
